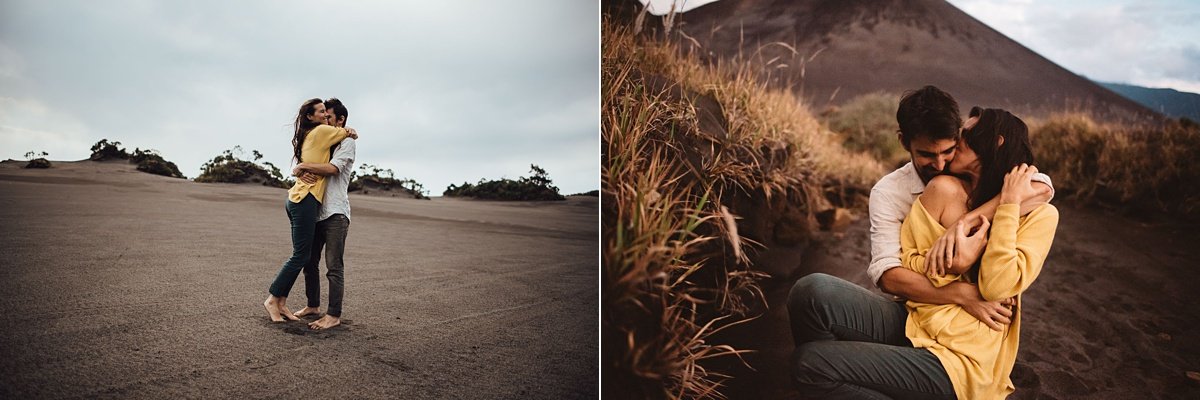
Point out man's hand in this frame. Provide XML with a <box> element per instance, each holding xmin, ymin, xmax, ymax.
<box><xmin>926</xmin><ymin>214</ymin><xmax>990</xmax><ymax>276</ymax></box>
<box><xmin>298</xmin><ymin>171</ymin><xmax>319</xmax><ymax>185</ymax></box>
<box><xmin>948</xmin><ymin>282</ymin><xmax>1015</xmax><ymax>331</ymax></box>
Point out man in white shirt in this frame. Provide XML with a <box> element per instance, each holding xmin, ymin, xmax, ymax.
<box><xmin>784</xmin><ymin>86</ymin><xmax>1054</xmax><ymax>396</ymax></box>
<box><xmin>291</xmin><ymin>98</ymin><xmax>356</xmax><ymax>330</ymax></box>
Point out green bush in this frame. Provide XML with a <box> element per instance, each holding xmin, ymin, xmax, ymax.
<box><xmin>194</xmin><ymin>146</ymin><xmax>289</xmax><ymax>188</ymax></box>
<box><xmin>823</xmin><ymin>93</ymin><xmax>908</xmax><ymax>167</ymax></box>
<box><xmin>89</xmin><ymin>139</ymin><xmax>129</xmax><ymax>161</ymax></box>
<box><xmin>86</xmin><ymin>139</ymin><xmax>185</xmax><ymax>178</ymax></box>
<box><xmin>24</xmin><ymin>151</ymin><xmax>50</xmax><ymax>169</ymax></box>
<box><xmin>350</xmin><ymin>163</ymin><xmax>429</xmax><ymax>199</ymax></box>
<box><xmin>130</xmin><ymin>148</ymin><xmax>185</xmax><ymax>178</ymax></box>
<box><xmin>443</xmin><ymin>164</ymin><xmax>566</xmax><ymax>201</ymax></box>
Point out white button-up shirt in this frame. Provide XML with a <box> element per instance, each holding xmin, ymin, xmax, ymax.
<box><xmin>866</xmin><ymin>162</ymin><xmax>1054</xmax><ymax>288</ymax></box>
<box><xmin>317</xmin><ymin>138</ymin><xmax>356</xmax><ymax>222</ymax></box>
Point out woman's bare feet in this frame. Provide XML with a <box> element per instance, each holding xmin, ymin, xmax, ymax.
<box><xmin>263</xmin><ymin>297</ymin><xmax>284</xmax><ymax>322</ymax></box>
<box><xmin>309</xmin><ymin>315</ymin><xmax>341</xmax><ymax>330</ymax></box>
<box><xmin>293</xmin><ymin>306</ymin><xmax>322</xmax><ymax>318</ymax></box>
<box><xmin>275</xmin><ymin>298</ymin><xmax>300</xmax><ymax>321</ymax></box>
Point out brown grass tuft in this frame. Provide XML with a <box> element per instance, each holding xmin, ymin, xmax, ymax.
<box><xmin>602</xmin><ymin>17</ymin><xmax>883</xmax><ymax>399</ymax></box>
<box><xmin>1031</xmin><ymin>113</ymin><xmax>1200</xmax><ymax>217</ymax></box>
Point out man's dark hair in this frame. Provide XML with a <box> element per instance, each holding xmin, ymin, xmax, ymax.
<box><xmin>896</xmin><ymin>85</ymin><xmax>961</xmax><ymax>148</ymax></box>
<box><xmin>324</xmin><ymin>98</ymin><xmax>349</xmax><ymax>126</ymax></box>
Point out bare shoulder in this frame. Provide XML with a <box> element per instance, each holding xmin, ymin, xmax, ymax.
<box><xmin>922</xmin><ymin>175</ymin><xmax>966</xmax><ymax>201</ymax></box>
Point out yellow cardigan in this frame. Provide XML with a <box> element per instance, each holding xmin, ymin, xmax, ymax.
<box><xmin>286</xmin><ymin>124</ymin><xmax>348</xmax><ymax>203</ymax></box>
<box><xmin>901</xmin><ymin>200</ymin><xmax>1059</xmax><ymax>399</ymax></box>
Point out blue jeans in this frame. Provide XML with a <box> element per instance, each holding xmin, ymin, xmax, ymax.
<box><xmin>787</xmin><ymin>273</ymin><xmax>956</xmax><ymax>400</ymax></box>
<box><xmin>268</xmin><ymin>193</ymin><xmax>320</xmax><ymax>298</ymax></box>
<box><xmin>302</xmin><ymin>214</ymin><xmax>349</xmax><ymax>317</ymax></box>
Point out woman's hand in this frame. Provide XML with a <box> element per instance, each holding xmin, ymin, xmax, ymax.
<box><xmin>345</xmin><ymin>127</ymin><xmax>358</xmax><ymax>139</ymax></box>
<box><xmin>1000</xmin><ymin>164</ymin><xmax>1039</xmax><ymax>205</ymax></box>
<box><xmin>926</xmin><ymin>214</ymin><xmax>990</xmax><ymax>277</ymax></box>
<box><xmin>949</xmin><ymin>282</ymin><xmax>1016</xmax><ymax>331</ymax></box>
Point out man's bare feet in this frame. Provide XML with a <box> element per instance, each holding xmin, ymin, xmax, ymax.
<box><xmin>263</xmin><ymin>297</ymin><xmax>284</xmax><ymax>322</ymax></box>
<box><xmin>293</xmin><ymin>306</ymin><xmax>321</xmax><ymax>318</ymax></box>
<box><xmin>309</xmin><ymin>315</ymin><xmax>341</xmax><ymax>330</ymax></box>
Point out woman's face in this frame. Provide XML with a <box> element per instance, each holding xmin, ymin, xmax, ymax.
<box><xmin>948</xmin><ymin>116</ymin><xmax>981</xmax><ymax>176</ymax></box>
<box><xmin>306</xmin><ymin>103</ymin><xmax>329</xmax><ymax>124</ymax></box>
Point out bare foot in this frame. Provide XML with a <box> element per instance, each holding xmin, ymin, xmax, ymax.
<box><xmin>293</xmin><ymin>306</ymin><xmax>321</xmax><ymax>318</ymax></box>
<box><xmin>309</xmin><ymin>315</ymin><xmax>341</xmax><ymax>330</ymax></box>
<box><xmin>263</xmin><ymin>297</ymin><xmax>284</xmax><ymax>322</ymax></box>
<box><xmin>276</xmin><ymin>299</ymin><xmax>300</xmax><ymax>321</ymax></box>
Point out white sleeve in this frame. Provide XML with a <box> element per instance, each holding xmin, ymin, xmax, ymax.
<box><xmin>867</xmin><ymin>188</ymin><xmax>906</xmax><ymax>288</ymax></box>
<box><xmin>329</xmin><ymin>139</ymin><xmax>356</xmax><ymax>174</ymax></box>
<box><xmin>1031</xmin><ymin>172</ymin><xmax>1055</xmax><ymax>201</ymax></box>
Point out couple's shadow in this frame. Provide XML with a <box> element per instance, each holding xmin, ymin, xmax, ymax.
<box><xmin>259</xmin><ymin>314</ymin><xmax>354</xmax><ymax>338</ymax></box>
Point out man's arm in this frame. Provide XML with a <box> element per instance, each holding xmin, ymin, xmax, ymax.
<box><xmin>294</xmin><ymin>162</ymin><xmax>339</xmax><ymax>177</ymax></box>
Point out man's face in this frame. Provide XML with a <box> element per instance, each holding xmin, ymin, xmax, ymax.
<box><xmin>906</xmin><ymin>135</ymin><xmax>958</xmax><ymax>183</ymax></box>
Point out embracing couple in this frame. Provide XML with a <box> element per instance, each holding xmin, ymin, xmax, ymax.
<box><xmin>263</xmin><ymin>98</ymin><xmax>359</xmax><ymax>331</ymax></box>
<box><xmin>788</xmin><ymin>86</ymin><xmax>1060</xmax><ymax>399</ymax></box>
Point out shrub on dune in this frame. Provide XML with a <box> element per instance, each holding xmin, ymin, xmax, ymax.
<box><xmin>443</xmin><ymin>164</ymin><xmax>567</xmax><ymax>201</ymax></box>
<box><xmin>350</xmin><ymin>163</ymin><xmax>430</xmax><ymax>200</ymax></box>
<box><xmin>24</xmin><ymin>151</ymin><xmax>51</xmax><ymax>169</ymax></box>
<box><xmin>194</xmin><ymin>146</ymin><xmax>288</xmax><ymax>188</ymax></box>
<box><xmin>87</xmin><ymin>139</ymin><xmax>185</xmax><ymax>178</ymax></box>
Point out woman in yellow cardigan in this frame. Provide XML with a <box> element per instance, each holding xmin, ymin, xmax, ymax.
<box><xmin>901</xmin><ymin>107</ymin><xmax>1059</xmax><ymax>399</ymax></box>
<box><xmin>263</xmin><ymin>98</ymin><xmax>357</xmax><ymax>322</ymax></box>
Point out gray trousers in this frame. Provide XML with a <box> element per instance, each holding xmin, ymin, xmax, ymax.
<box><xmin>786</xmin><ymin>273</ymin><xmax>957</xmax><ymax>400</ymax></box>
<box><xmin>302</xmin><ymin>214</ymin><xmax>349</xmax><ymax>317</ymax></box>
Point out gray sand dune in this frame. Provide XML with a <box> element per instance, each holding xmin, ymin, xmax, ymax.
<box><xmin>0</xmin><ymin>160</ymin><xmax>598</xmax><ymax>399</ymax></box>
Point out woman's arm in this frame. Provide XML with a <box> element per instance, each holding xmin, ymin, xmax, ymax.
<box><xmin>978</xmin><ymin>165</ymin><xmax>1060</xmax><ymax>301</ymax></box>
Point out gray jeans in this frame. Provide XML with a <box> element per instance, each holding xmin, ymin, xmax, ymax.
<box><xmin>786</xmin><ymin>273</ymin><xmax>956</xmax><ymax>400</ymax></box>
<box><xmin>302</xmin><ymin>214</ymin><xmax>349</xmax><ymax>317</ymax></box>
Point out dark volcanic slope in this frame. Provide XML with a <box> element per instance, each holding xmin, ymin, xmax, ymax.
<box><xmin>607</xmin><ymin>0</ymin><xmax>1156</xmax><ymax>120</ymax></box>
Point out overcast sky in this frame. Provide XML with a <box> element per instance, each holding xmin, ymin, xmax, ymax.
<box><xmin>640</xmin><ymin>0</ymin><xmax>1200</xmax><ymax>94</ymax></box>
<box><xmin>1</xmin><ymin>1</ymin><xmax>598</xmax><ymax>195</ymax></box>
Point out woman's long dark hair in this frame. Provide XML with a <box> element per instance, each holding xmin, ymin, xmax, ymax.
<box><xmin>963</xmin><ymin>107</ymin><xmax>1035</xmax><ymax>209</ymax></box>
<box><xmin>292</xmin><ymin>98</ymin><xmax>324</xmax><ymax>164</ymax></box>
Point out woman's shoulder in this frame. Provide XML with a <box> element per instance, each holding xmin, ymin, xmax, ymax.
<box><xmin>919</xmin><ymin>175</ymin><xmax>967</xmax><ymax>204</ymax></box>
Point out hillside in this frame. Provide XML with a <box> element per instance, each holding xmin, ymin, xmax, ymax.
<box><xmin>1099</xmin><ymin>82</ymin><xmax>1200</xmax><ymax>121</ymax></box>
<box><xmin>606</xmin><ymin>0</ymin><xmax>1158</xmax><ymax>121</ymax></box>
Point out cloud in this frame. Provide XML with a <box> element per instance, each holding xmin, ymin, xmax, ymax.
<box><xmin>0</xmin><ymin>0</ymin><xmax>599</xmax><ymax>194</ymax></box>
<box><xmin>947</xmin><ymin>0</ymin><xmax>1200</xmax><ymax>94</ymax></box>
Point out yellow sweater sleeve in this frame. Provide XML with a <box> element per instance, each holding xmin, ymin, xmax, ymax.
<box><xmin>900</xmin><ymin>198</ymin><xmax>961</xmax><ymax>287</ymax></box>
<box><xmin>978</xmin><ymin>203</ymin><xmax>1059</xmax><ymax>301</ymax></box>
<box><xmin>301</xmin><ymin>125</ymin><xmax>348</xmax><ymax>162</ymax></box>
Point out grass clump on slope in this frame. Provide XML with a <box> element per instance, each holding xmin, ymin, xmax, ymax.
<box><xmin>1032</xmin><ymin>114</ymin><xmax>1200</xmax><ymax>217</ymax></box>
<box><xmin>602</xmin><ymin>19</ymin><xmax>883</xmax><ymax>399</ymax></box>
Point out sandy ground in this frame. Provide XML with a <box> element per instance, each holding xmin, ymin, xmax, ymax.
<box><xmin>0</xmin><ymin>160</ymin><xmax>598</xmax><ymax>399</ymax></box>
<box><xmin>713</xmin><ymin>205</ymin><xmax>1200</xmax><ymax>399</ymax></box>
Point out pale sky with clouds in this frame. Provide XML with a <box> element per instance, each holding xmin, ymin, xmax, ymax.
<box><xmin>945</xmin><ymin>0</ymin><xmax>1200</xmax><ymax>93</ymax></box>
<box><xmin>640</xmin><ymin>0</ymin><xmax>1200</xmax><ymax>94</ymax></box>
<box><xmin>0</xmin><ymin>1</ymin><xmax>599</xmax><ymax>195</ymax></box>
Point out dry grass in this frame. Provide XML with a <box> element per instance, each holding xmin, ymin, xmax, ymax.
<box><xmin>602</xmin><ymin>16</ymin><xmax>883</xmax><ymax>399</ymax></box>
<box><xmin>821</xmin><ymin>92</ymin><xmax>908</xmax><ymax>169</ymax></box>
<box><xmin>1031</xmin><ymin>113</ymin><xmax>1200</xmax><ymax>217</ymax></box>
